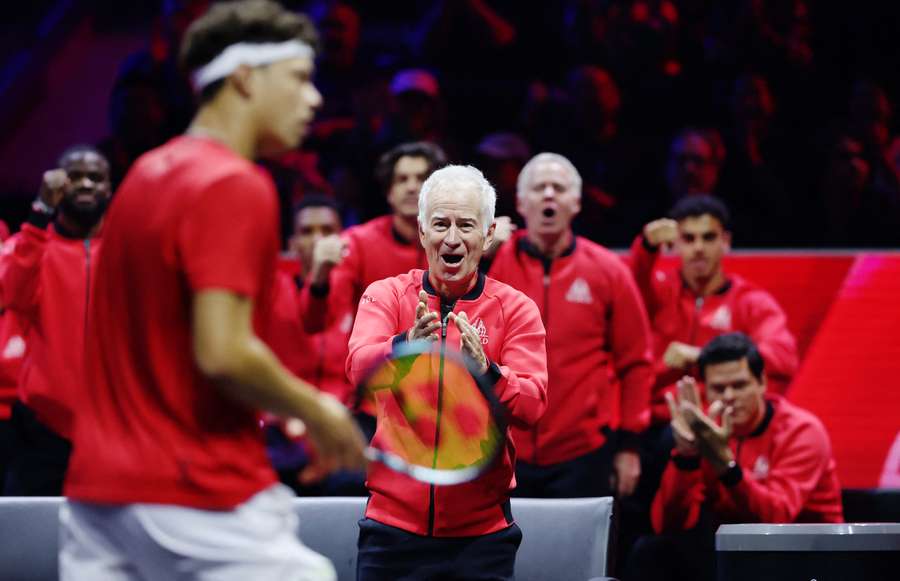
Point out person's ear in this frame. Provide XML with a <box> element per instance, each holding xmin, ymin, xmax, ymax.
<box><xmin>228</xmin><ymin>64</ymin><xmax>255</xmax><ymax>99</ymax></box>
<box><xmin>722</xmin><ymin>230</ymin><xmax>732</xmax><ymax>252</ymax></box>
<box><xmin>482</xmin><ymin>222</ymin><xmax>496</xmax><ymax>252</ymax></box>
<box><xmin>418</xmin><ymin>220</ymin><xmax>426</xmax><ymax>246</ymax></box>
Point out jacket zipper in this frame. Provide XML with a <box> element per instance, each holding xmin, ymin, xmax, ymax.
<box><xmin>688</xmin><ymin>295</ymin><xmax>703</xmax><ymax>351</ymax></box>
<box><xmin>315</xmin><ymin>334</ymin><xmax>326</xmax><ymax>387</ymax></box>
<box><xmin>83</xmin><ymin>239</ymin><xmax>91</xmax><ymax>342</ymax></box>
<box><xmin>532</xmin><ymin>260</ymin><xmax>552</xmax><ymax>465</ymax></box>
<box><xmin>428</xmin><ymin>299</ymin><xmax>453</xmax><ymax>536</ymax></box>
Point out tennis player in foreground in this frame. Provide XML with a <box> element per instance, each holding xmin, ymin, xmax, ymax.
<box><xmin>61</xmin><ymin>1</ymin><xmax>365</xmax><ymax>579</ymax></box>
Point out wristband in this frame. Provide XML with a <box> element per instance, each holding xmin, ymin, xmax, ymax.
<box><xmin>32</xmin><ymin>198</ymin><xmax>55</xmax><ymax>215</ymax></box>
<box><xmin>672</xmin><ymin>453</ymin><xmax>701</xmax><ymax>471</ymax></box>
<box><xmin>718</xmin><ymin>460</ymin><xmax>743</xmax><ymax>487</ymax></box>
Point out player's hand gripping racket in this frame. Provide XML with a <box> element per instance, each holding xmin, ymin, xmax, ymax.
<box><xmin>356</xmin><ymin>340</ymin><xmax>507</xmax><ymax>485</ymax></box>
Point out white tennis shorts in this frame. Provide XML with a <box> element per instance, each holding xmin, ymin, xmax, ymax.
<box><xmin>59</xmin><ymin>484</ymin><xmax>336</xmax><ymax>581</ymax></box>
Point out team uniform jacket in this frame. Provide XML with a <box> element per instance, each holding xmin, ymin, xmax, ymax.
<box><xmin>0</xmin><ymin>309</ymin><xmax>27</xmax><ymax>420</ymax></box>
<box><xmin>347</xmin><ymin>269</ymin><xmax>548</xmax><ymax>537</ymax></box>
<box><xmin>652</xmin><ymin>395</ymin><xmax>843</xmax><ymax>532</ymax></box>
<box><xmin>488</xmin><ymin>232</ymin><xmax>653</xmax><ymax>464</ymax></box>
<box><xmin>0</xmin><ymin>223</ymin><xmax>100</xmax><ymax>437</ymax></box>
<box><xmin>629</xmin><ymin>236</ymin><xmax>798</xmax><ymax>422</ymax></box>
<box><xmin>264</xmin><ymin>267</ymin><xmax>355</xmax><ymax>405</ymax></box>
<box><xmin>333</xmin><ymin>215</ymin><xmax>427</xmax><ymax>305</ymax></box>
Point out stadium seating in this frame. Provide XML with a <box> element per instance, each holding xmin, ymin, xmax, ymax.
<box><xmin>0</xmin><ymin>496</ymin><xmax>616</xmax><ymax>581</ymax></box>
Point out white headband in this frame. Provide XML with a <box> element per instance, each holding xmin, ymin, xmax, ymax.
<box><xmin>190</xmin><ymin>40</ymin><xmax>314</xmax><ymax>92</ymax></box>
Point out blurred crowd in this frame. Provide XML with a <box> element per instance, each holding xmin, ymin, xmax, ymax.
<box><xmin>86</xmin><ymin>0</ymin><xmax>900</xmax><ymax>249</ymax></box>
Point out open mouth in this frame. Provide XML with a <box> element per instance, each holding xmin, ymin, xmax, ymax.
<box><xmin>542</xmin><ymin>207</ymin><xmax>556</xmax><ymax>218</ymax></box>
<box><xmin>441</xmin><ymin>254</ymin><xmax>464</xmax><ymax>266</ymax></box>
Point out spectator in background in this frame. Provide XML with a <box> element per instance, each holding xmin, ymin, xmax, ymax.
<box><xmin>625</xmin><ymin>333</ymin><xmax>842</xmax><ymax>581</ymax></box>
<box><xmin>99</xmin><ymin>52</ymin><xmax>192</xmax><ymax>188</ymax></box>
<box><xmin>474</xmin><ymin>131</ymin><xmax>531</xmax><ymax>225</ymax></box>
<box><xmin>488</xmin><ymin>153</ymin><xmax>653</xmax><ymax>499</ymax></box>
<box><xmin>526</xmin><ymin>65</ymin><xmax>655</xmax><ymax>245</ymax></box>
<box><xmin>0</xmin><ymin>221</ymin><xmax>28</xmax><ymax>494</ymax></box>
<box><xmin>331</xmin><ymin>141</ymin><xmax>446</xmax><ymax>310</ymax></box>
<box><xmin>813</xmin><ymin>130</ymin><xmax>900</xmax><ymax>246</ymax></box>
<box><xmin>665</xmin><ymin>127</ymin><xmax>726</xmax><ymax>202</ymax></box>
<box><xmin>1</xmin><ymin>146</ymin><xmax>110</xmax><ymax>495</ymax></box>
<box><xmin>719</xmin><ymin>73</ymin><xmax>794</xmax><ymax>245</ymax></box>
<box><xmin>263</xmin><ymin>195</ymin><xmax>364</xmax><ymax>495</ymax></box>
<box><xmin>374</xmin><ymin>70</ymin><xmax>452</xmax><ymax>157</ymax></box>
<box><xmin>622</xmin><ymin>195</ymin><xmax>798</xmax><ymax>553</ymax></box>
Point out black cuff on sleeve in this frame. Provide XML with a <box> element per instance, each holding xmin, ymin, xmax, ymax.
<box><xmin>391</xmin><ymin>332</ymin><xmax>409</xmax><ymax>354</ymax></box>
<box><xmin>617</xmin><ymin>429</ymin><xmax>641</xmax><ymax>452</ymax></box>
<box><xmin>476</xmin><ymin>361</ymin><xmax>502</xmax><ymax>388</ymax></box>
<box><xmin>27</xmin><ymin>209</ymin><xmax>53</xmax><ymax>229</ymax></box>
<box><xmin>641</xmin><ymin>233</ymin><xmax>660</xmax><ymax>253</ymax></box>
<box><xmin>718</xmin><ymin>463</ymin><xmax>744</xmax><ymax>487</ymax></box>
<box><xmin>672</xmin><ymin>454</ymin><xmax>701</xmax><ymax>471</ymax></box>
<box><xmin>309</xmin><ymin>281</ymin><xmax>330</xmax><ymax>299</ymax></box>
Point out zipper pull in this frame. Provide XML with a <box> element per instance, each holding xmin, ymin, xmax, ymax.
<box><xmin>543</xmin><ymin>274</ymin><xmax>550</xmax><ymax>287</ymax></box>
<box><xmin>695</xmin><ymin>296</ymin><xmax>704</xmax><ymax>310</ymax></box>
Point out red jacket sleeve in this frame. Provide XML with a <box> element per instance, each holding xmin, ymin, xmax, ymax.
<box><xmin>626</xmin><ymin>234</ymin><xmax>664</xmax><ymax>318</ymax></box>
<box><xmin>346</xmin><ymin>279</ymin><xmax>402</xmax><ymax>385</ymax></box>
<box><xmin>741</xmin><ymin>290</ymin><xmax>798</xmax><ymax>392</ymax></box>
<box><xmin>721</xmin><ymin>422</ymin><xmax>833</xmax><ymax>523</ymax></box>
<box><xmin>490</xmin><ymin>293</ymin><xmax>548</xmax><ymax>429</ymax></box>
<box><xmin>608</xmin><ymin>261</ymin><xmax>653</xmax><ymax>434</ymax></box>
<box><xmin>651</xmin><ymin>459</ymin><xmax>707</xmax><ymax>533</ymax></box>
<box><xmin>0</xmin><ymin>225</ymin><xmax>47</xmax><ymax>317</ymax></box>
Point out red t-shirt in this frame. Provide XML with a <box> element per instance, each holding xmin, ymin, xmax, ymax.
<box><xmin>65</xmin><ymin>136</ymin><xmax>280</xmax><ymax>509</ymax></box>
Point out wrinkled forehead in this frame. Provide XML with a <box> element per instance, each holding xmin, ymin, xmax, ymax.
<box><xmin>425</xmin><ymin>181</ymin><xmax>482</xmax><ymax>220</ymax></box>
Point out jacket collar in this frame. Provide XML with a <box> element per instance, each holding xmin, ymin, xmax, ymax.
<box><xmin>516</xmin><ymin>233</ymin><xmax>576</xmax><ymax>261</ymax></box>
<box><xmin>422</xmin><ymin>270</ymin><xmax>485</xmax><ymax>302</ymax></box>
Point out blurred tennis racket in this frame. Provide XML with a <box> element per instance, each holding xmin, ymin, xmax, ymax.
<box><xmin>356</xmin><ymin>340</ymin><xmax>507</xmax><ymax>485</ymax></box>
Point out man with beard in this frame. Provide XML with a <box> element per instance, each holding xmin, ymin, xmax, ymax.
<box><xmin>0</xmin><ymin>145</ymin><xmax>110</xmax><ymax>495</ymax></box>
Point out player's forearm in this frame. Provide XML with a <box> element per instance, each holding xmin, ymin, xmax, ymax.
<box><xmin>200</xmin><ymin>333</ymin><xmax>324</xmax><ymax>422</ymax></box>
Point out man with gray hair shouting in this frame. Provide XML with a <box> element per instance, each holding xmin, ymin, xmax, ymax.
<box><xmin>347</xmin><ymin>164</ymin><xmax>549</xmax><ymax>580</ymax></box>
<box><xmin>489</xmin><ymin>152</ymin><xmax>654</xmax><ymax>499</ymax></box>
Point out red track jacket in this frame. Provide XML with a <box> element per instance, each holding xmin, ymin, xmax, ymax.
<box><xmin>347</xmin><ymin>269</ymin><xmax>548</xmax><ymax>537</ymax></box>
<box><xmin>489</xmin><ymin>232</ymin><xmax>653</xmax><ymax>464</ymax></box>
<box><xmin>263</xmin><ymin>267</ymin><xmax>355</xmax><ymax>405</ymax></box>
<box><xmin>629</xmin><ymin>236</ymin><xmax>798</xmax><ymax>423</ymax></box>
<box><xmin>652</xmin><ymin>395</ymin><xmax>843</xmax><ymax>531</ymax></box>
<box><xmin>0</xmin><ymin>223</ymin><xmax>100</xmax><ymax>438</ymax></box>
<box><xmin>0</xmin><ymin>310</ymin><xmax>27</xmax><ymax>420</ymax></box>
<box><xmin>333</xmin><ymin>215</ymin><xmax>427</xmax><ymax>306</ymax></box>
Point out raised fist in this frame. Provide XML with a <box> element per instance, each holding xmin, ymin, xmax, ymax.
<box><xmin>643</xmin><ymin>218</ymin><xmax>679</xmax><ymax>248</ymax></box>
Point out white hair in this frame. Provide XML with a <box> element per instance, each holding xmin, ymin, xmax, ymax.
<box><xmin>418</xmin><ymin>165</ymin><xmax>496</xmax><ymax>234</ymax></box>
<box><xmin>516</xmin><ymin>152</ymin><xmax>582</xmax><ymax>199</ymax></box>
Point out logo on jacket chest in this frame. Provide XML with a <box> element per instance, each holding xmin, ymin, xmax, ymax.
<box><xmin>750</xmin><ymin>455</ymin><xmax>770</xmax><ymax>480</ymax></box>
<box><xmin>2</xmin><ymin>335</ymin><xmax>25</xmax><ymax>360</ymax></box>
<box><xmin>706</xmin><ymin>305</ymin><xmax>732</xmax><ymax>330</ymax></box>
<box><xmin>565</xmin><ymin>278</ymin><xmax>594</xmax><ymax>305</ymax></box>
<box><xmin>472</xmin><ymin>317</ymin><xmax>489</xmax><ymax>345</ymax></box>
